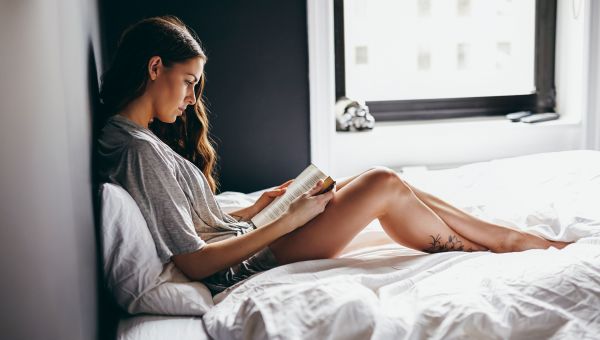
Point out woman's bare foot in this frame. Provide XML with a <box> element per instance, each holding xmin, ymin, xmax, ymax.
<box><xmin>498</xmin><ymin>230</ymin><xmax>572</xmax><ymax>253</ymax></box>
<box><xmin>549</xmin><ymin>240</ymin><xmax>572</xmax><ymax>249</ymax></box>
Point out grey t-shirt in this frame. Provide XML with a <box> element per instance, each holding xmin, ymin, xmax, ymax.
<box><xmin>98</xmin><ymin>115</ymin><xmax>250</xmax><ymax>264</ymax></box>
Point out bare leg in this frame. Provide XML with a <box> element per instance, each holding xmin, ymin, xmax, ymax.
<box><xmin>269</xmin><ymin>168</ymin><xmax>486</xmax><ymax>265</ymax></box>
<box><xmin>402</xmin><ymin>181</ymin><xmax>571</xmax><ymax>251</ymax></box>
<box><xmin>336</xmin><ymin>169</ymin><xmax>488</xmax><ymax>250</ymax></box>
<box><xmin>338</xmin><ymin>167</ymin><xmax>569</xmax><ymax>252</ymax></box>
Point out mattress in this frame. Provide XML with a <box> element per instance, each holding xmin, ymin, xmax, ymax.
<box><xmin>117</xmin><ymin>150</ymin><xmax>600</xmax><ymax>340</ymax></box>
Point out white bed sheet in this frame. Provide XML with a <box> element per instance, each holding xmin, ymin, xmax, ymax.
<box><xmin>117</xmin><ymin>315</ymin><xmax>209</xmax><ymax>340</ymax></box>
<box><xmin>205</xmin><ymin>242</ymin><xmax>600</xmax><ymax>339</ymax></box>
<box><xmin>118</xmin><ymin>150</ymin><xmax>600</xmax><ymax>340</ymax></box>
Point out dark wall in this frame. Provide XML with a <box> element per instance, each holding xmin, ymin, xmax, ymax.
<box><xmin>99</xmin><ymin>0</ymin><xmax>311</xmax><ymax>193</ymax></box>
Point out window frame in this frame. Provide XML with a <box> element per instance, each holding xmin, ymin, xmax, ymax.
<box><xmin>334</xmin><ymin>0</ymin><xmax>557</xmax><ymax>122</ymax></box>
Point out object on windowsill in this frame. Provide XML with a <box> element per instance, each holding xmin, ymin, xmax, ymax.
<box><xmin>335</xmin><ymin>96</ymin><xmax>375</xmax><ymax>132</ymax></box>
<box><xmin>519</xmin><ymin>112</ymin><xmax>560</xmax><ymax>123</ymax></box>
<box><xmin>505</xmin><ymin>110</ymin><xmax>533</xmax><ymax>122</ymax></box>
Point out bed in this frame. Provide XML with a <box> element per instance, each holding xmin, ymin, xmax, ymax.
<box><xmin>115</xmin><ymin>150</ymin><xmax>600</xmax><ymax>340</ymax></box>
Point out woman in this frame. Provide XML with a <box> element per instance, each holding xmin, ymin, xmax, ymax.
<box><xmin>98</xmin><ymin>16</ymin><xmax>568</xmax><ymax>295</ymax></box>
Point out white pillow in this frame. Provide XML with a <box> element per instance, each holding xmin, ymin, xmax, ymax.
<box><xmin>215</xmin><ymin>191</ymin><xmax>259</xmax><ymax>213</ymax></box>
<box><xmin>100</xmin><ymin>183</ymin><xmax>214</xmax><ymax>315</ymax></box>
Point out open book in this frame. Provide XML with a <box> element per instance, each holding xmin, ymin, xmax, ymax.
<box><xmin>250</xmin><ymin>164</ymin><xmax>336</xmax><ymax>228</ymax></box>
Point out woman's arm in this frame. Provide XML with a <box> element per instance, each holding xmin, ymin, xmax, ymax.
<box><xmin>173</xmin><ymin>180</ymin><xmax>334</xmax><ymax>281</ymax></box>
<box><xmin>171</xmin><ymin>212</ymin><xmax>295</xmax><ymax>280</ymax></box>
<box><xmin>228</xmin><ymin>205</ymin><xmax>257</xmax><ymax>222</ymax></box>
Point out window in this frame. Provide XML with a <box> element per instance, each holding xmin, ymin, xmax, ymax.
<box><xmin>334</xmin><ymin>0</ymin><xmax>557</xmax><ymax>121</ymax></box>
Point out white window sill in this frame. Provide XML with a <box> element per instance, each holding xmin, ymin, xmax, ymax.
<box><xmin>329</xmin><ymin>114</ymin><xmax>583</xmax><ymax>178</ymax></box>
<box><xmin>357</xmin><ymin>114</ymin><xmax>581</xmax><ymax>131</ymax></box>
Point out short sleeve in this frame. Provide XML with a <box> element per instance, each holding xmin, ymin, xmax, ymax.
<box><xmin>120</xmin><ymin>139</ymin><xmax>205</xmax><ymax>263</ymax></box>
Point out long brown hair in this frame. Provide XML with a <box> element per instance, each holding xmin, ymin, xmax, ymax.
<box><xmin>99</xmin><ymin>15</ymin><xmax>219</xmax><ymax>192</ymax></box>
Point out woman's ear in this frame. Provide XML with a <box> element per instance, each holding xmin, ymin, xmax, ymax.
<box><xmin>147</xmin><ymin>56</ymin><xmax>162</xmax><ymax>81</ymax></box>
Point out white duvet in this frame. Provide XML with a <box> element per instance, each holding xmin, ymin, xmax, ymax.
<box><xmin>206</xmin><ymin>150</ymin><xmax>600</xmax><ymax>339</ymax></box>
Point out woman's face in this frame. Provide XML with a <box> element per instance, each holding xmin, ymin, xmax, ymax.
<box><xmin>147</xmin><ymin>56</ymin><xmax>204</xmax><ymax>124</ymax></box>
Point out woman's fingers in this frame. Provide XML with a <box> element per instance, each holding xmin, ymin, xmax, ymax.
<box><xmin>277</xmin><ymin>179</ymin><xmax>294</xmax><ymax>189</ymax></box>
<box><xmin>264</xmin><ymin>187</ymin><xmax>287</xmax><ymax>198</ymax></box>
<box><xmin>285</xmin><ymin>180</ymin><xmax>336</xmax><ymax>229</ymax></box>
<box><xmin>308</xmin><ymin>180</ymin><xmax>323</xmax><ymax>196</ymax></box>
<box><xmin>310</xmin><ymin>181</ymin><xmax>333</xmax><ymax>210</ymax></box>
<box><xmin>319</xmin><ymin>189</ymin><xmax>335</xmax><ymax>203</ymax></box>
<box><xmin>315</xmin><ymin>190</ymin><xmax>334</xmax><ymax>211</ymax></box>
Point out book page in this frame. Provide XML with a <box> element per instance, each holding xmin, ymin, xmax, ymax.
<box><xmin>251</xmin><ymin>164</ymin><xmax>329</xmax><ymax>228</ymax></box>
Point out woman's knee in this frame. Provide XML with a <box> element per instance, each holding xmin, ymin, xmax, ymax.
<box><xmin>364</xmin><ymin>166</ymin><xmax>410</xmax><ymax>195</ymax></box>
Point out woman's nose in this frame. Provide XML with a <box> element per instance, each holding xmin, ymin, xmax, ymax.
<box><xmin>187</xmin><ymin>90</ymin><xmax>197</xmax><ymax>105</ymax></box>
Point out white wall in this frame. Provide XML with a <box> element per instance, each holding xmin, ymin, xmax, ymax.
<box><xmin>583</xmin><ymin>0</ymin><xmax>600</xmax><ymax>150</ymax></box>
<box><xmin>0</xmin><ymin>0</ymin><xmax>100</xmax><ymax>339</ymax></box>
<box><xmin>308</xmin><ymin>0</ymin><xmax>596</xmax><ymax>179</ymax></box>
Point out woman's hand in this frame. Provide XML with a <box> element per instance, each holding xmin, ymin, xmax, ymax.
<box><xmin>282</xmin><ymin>180</ymin><xmax>335</xmax><ymax>231</ymax></box>
<box><xmin>248</xmin><ymin>179</ymin><xmax>294</xmax><ymax>218</ymax></box>
<box><xmin>229</xmin><ymin>179</ymin><xmax>293</xmax><ymax>222</ymax></box>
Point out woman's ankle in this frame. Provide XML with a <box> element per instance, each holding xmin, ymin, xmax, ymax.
<box><xmin>501</xmin><ymin>230</ymin><xmax>563</xmax><ymax>252</ymax></box>
<box><xmin>488</xmin><ymin>229</ymin><xmax>571</xmax><ymax>253</ymax></box>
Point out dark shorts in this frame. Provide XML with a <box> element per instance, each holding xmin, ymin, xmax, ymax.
<box><xmin>202</xmin><ymin>246</ymin><xmax>279</xmax><ymax>295</ymax></box>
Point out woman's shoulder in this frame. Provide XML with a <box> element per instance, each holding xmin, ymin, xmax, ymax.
<box><xmin>98</xmin><ymin>117</ymin><xmax>180</xmax><ymax>184</ymax></box>
<box><xmin>126</xmin><ymin>136</ymin><xmax>171</xmax><ymax>162</ymax></box>
<box><xmin>100</xmin><ymin>116</ymin><xmax>167</xmax><ymax>155</ymax></box>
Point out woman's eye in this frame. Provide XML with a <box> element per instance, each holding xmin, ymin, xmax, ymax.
<box><xmin>185</xmin><ymin>80</ymin><xmax>193</xmax><ymax>86</ymax></box>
